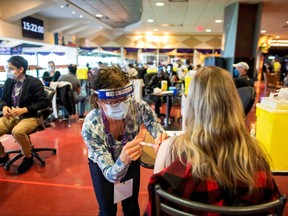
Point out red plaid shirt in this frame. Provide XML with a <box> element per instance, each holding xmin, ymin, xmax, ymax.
<box><xmin>146</xmin><ymin>158</ymin><xmax>280</xmax><ymax>216</ymax></box>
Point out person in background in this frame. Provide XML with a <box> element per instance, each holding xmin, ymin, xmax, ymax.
<box><xmin>166</xmin><ymin>63</ymin><xmax>179</xmax><ymax>86</ymax></box>
<box><xmin>126</xmin><ymin>63</ymin><xmax>138</xmax><ymax>79</ymax></box>
<box><xmin>82</xmin><ymin>67</ymin><xmax>167</xmax><ymax>216</ymax></box>
<box><xmin>148</xmin><ymin>68</ymin><xmax>172</xmax><ymax>121</ymax></box>
<box><xmin>58</xmin><ymin>64</ymin><xmax>87</xmax><ymax>120</ymax></box>
<box><xmin>233</xmin><ymin>61</ymin><xmax>254</xmax><ymax>88</ymax></box>
<box><xmin>0</xmin><ymin>56</ymin><xmax>49</xmax><ymax>173</ymax></box>
<box><xmin>146</xmin><ymin>66</ymin><xmax>280</xmax><ymax>215</ymax></box>
<box><xmin>42</xmin><ymin>61</ymin><xmax>61</xmax><ymax>86</ymax></box>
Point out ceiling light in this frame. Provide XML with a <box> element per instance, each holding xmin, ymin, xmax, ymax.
<box><xmin>261</xmin><ymin>30</ymin><xmax>267</xmax><ymax>33</ymax></box>
<box><xmin>72</xmin><ymin>11</ymin><xmax>75</xmax><ymax>14</ymax></box>
<box><xmin>161</xmin><ymin>24</ymin><xmax>169</xmax><ymax>27</ymax></box>
<box><xmin>156</xmin><ymin>2</ymin><xmax>165</xmax><ymax>6</ymax></box>
<box><xmin>96</xmin><ymin>14</ymin><xmax>103</xmax><ymax>18</ymax></box>
<box><xmin>215</xmin><ymin>20</ymin><xmax>222</xmax><ymax>23</ymax></box>
<box><xmin>147</xmin><ymin>19</ymin><xmax>154</xmax><ymax>23</ymax></box>
<box><xmin>80</xmin><ymin>15</ymin><xmax>83</xmax><ymax>18</ymax></box>
<box><xmin>286</xmin><ymin>21</ymin><xmax>288</xmax><ymax>24</ymax></box>
<box><xmin>276</xmin><ymin>36</ymin><xmax>280</xmax><ymax>39</ymax></box>
<box><xmin>153</xmin><ymin>28</ymin><xmax>158</xmax><ymax>31</ymax></box>
<box><xmin>60</xmin><ymin>5</ymin><xmax>64</xmax><ymax>8</ymax></box>
<box><xmin>205</xmin><ymin>29</ymin><xmax>212</xmax><ymax>32</ymax></box>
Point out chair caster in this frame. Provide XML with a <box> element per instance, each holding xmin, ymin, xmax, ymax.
<box><xmin>4</xmin><ymin>164</ymin><xmax>10</xmax><ymax>170</ymax></box>
<box><xmin>40</xmin><ymin>160</ymin><xmax>46</xmax><ymax>167</ymax></box>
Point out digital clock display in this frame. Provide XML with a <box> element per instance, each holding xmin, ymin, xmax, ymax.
<box><xmin>22</xmin><ymin>16</ymin><xmax>44</xmax><ymax>40</ymax></box>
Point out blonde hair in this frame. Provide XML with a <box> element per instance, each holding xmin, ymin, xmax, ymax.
<box><xmin>173</xmin><ymin>66</ymin><xmax>270</xmax><ymax>193</ymax></box>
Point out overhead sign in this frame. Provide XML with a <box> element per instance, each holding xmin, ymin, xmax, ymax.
<box><xmin>22</xmin><ymin>16</ymin><xmax>44</xmax><ymax>40</ymax></box>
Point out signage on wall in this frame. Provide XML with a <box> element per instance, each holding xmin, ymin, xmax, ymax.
<box><xmin>22</xmin><ymin>16</ymin><xmax>44</xmax><ymax>40</ymax></box>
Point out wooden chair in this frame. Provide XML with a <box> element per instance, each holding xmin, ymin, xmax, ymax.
<box><xmin>264</xmin><ymin>73</ymin><xmax>284</xmax><ymax>96</ymax></box>
<box><xmin>154</xmin><ymin>184</ymin><xmax>287</xmax><ymax>216</ymax></box>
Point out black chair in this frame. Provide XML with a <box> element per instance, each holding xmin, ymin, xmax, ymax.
<box><xmin>4</xmin><ymin>86</ymin><xmax>57</xmax><ymax>171</ymax></box>
<box><xmin>56</xmin><ymin>84</ymin><xmax>76</xmax><ymax>127</ymax></box>
<box><xmin>237</xmin><ymin>86</ymin><xmax>256</xmax><ymax>116</ymax></box>
<box><xmin>143</xmin><ymin>73</ymin><xmax>157</xmax><ymax>100</ymax></box>
<box><xmin>154</xmin><ymin>184</ymin><xmax>287</xmax><ymax>216</ymax></box>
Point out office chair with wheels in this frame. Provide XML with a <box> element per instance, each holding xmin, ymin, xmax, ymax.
<box><xmin>143</xmin><ymin>73</ymin><xmax>157</xmax><ymax>101</ymax></box>
<box><xmin>4</xmin><ymin>86</ymin><xmax>57</xmax><ymax>171</ymax></box>
<box><xmin>154</xmin><ymin>184</ymin><xmax>287</xmax><ymax>216</ymax></box>
<box><xmin>237</xmin><ymin>86</ymin><xmax>256</xmax><ymax>116</ymax></box>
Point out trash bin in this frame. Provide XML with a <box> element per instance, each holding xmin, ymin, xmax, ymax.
<box><xmin>256</xmin><ymin>102</ymin><xmax>288</xmax><ymax>172</ymax></box>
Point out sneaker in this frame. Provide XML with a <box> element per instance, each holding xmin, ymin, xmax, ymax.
<box><xmin>62</xmin><ymin>115</ymin><xmax>69</xmax><ymax>121</ymax></box>
<box><xmin>78</xmin><ymin>115</ymin><xmax>85</xmax><ymax>120</ymax></box>
<box><xmin>17</xmin><ymin>157</ymin><xmax>34</xmax><ymax>174</ymax></box>
<box><xmin>0</xmin><ymin>154</ymin><xmax>9</xmax><ymax>166</ymax></box>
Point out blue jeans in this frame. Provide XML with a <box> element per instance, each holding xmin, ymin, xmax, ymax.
<box><xmin>88</xmin><ymin>158</ymin><xmax>140</xmax><ymax>216</ymax></box>
<box><xmin>76</xmin><ymin>95</ymin><xmax>87</xmax><ymax>116</ymax></box>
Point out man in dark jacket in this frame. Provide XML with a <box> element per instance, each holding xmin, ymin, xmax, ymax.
<box><xmin>233</xmin><ymin>62</ymin><xmax>254</xmax><ymax>88</ymax></box>
<box><xmin>0</xmin><ymin>56</ymin><xmax>49</xmax><ymax>173</ymax></box>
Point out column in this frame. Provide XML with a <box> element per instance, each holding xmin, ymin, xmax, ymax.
<box><xmin>222</xmin><ymin>2</ymin><xmax>263</xmax><ymax>78</ymax></box>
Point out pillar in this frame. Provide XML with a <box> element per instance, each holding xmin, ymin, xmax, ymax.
<box><xmin>222</xmin><ymin>2</ymin><xmax>263</xmax><ymax>78</ymax></box>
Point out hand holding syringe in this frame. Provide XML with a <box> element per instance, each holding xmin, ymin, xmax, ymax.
<box><xmin>140</xmin><ymin>142</ymin><xmax>156</xmax><ymax>148</ymax></box>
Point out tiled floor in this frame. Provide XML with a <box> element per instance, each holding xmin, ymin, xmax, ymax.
<box><xmin>0</xmin><ymin>81</ymin><xmax>287</xmax><ymax>215</ymax></box>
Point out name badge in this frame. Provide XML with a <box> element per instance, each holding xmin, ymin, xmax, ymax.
<box><xmin>114</xmin><ymin>178</ymin><xmax>133</xmax><ymax>204</ymax></box>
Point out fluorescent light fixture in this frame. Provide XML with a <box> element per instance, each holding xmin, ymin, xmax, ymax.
<box><xmin>261</xmin><ymin>30</ymin><xmax>267</xmax><ymax>33</ymax></box>
<box><xmin>205</xmin><ymin>29</ymin><xmax>212</xmax><ymax>32</ymax></box>
<box><xmin>268</xmin><ymin>56</ymin><xmax>275</xmax><ymax>59</ymax></box>
<box><xmin>161</xmin><ymin>23</ymin><xmax>169</xmax><ymax>26</ymax></box>
<box><xmin>270</xmin><ymin>40</ymin><xmax>288</xmax><ymax>43</ymax></box>
<box><xmin>96</xmin><ymin>14</ymin><xmax>103</xmax><ymax>18</ymax></box>
<box><xmin>147</xmin><ymin>19</ymin><xmax>154</xmax><ymax>23</ymax></box>
<box><xmin>215</xmin><ymin>19</ymin><xmax>222</xmax><ymax>23</ymax></box>
<box><xmin>156</xmin><ymin>2</ymin><xmax>165</xmax><ymax>6</ymax></box>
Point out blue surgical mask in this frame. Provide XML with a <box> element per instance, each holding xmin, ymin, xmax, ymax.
<box><xmin>6</xmin><ymin>71</ymin><xmax>16</xmax><ymax>79</ymax></box>
<box><xmin>103</xmin><ymin>101</ymin><xmax>130</xmax><ymax>120</ymax></box>
<box><xmin>233</xmin><ymin>69</ymin><xmax>239</xmax><ymax>77</ymax></box>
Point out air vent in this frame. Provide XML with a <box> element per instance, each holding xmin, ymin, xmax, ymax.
<box><xmin>170</xmin><ymin>24</ymin><xmax>183</xmax><ymax>27</ymax></box>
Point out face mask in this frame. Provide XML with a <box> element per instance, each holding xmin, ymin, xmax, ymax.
<box><xmin>6</xmin><ymin>72</ymin><xmax>17</xmax><ymax>79</ymax></box>
<box><xmin>103</xmin><ymin>101</ymin><xmax>130</xmax><ymax>120</ymax></box>
<box><xmin>233</xmin><ymin>69</ymin><xmax>239</xmax><ymax>77</ymax></box>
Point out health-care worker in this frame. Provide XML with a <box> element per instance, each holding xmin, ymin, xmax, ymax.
<box><xmin>81</xmin><ymin>67</ymin><xmax>167</xmax><ymax>216</ymax></box>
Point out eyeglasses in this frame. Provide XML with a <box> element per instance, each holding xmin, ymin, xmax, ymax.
<box><xmin>100</xmin><ymin>97</ymin><xmax>131</xmax><ymax>107</ymax></box>
<box><xmin>5</xmin><ymin>66</ymin><xmax>18</xmax><ymax>73</ymax></box>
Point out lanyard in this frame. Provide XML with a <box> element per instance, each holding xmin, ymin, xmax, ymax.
<box><xmin>101</xmin><ymin>110</ymin><xmax>127</xmax><ymax>161</ymax></box>
<box><xmin>11</xmin><ymin>81</ymin><xmax>24</xmax><ymax>107</ymax></box>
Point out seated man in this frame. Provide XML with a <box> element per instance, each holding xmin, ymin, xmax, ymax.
<box><xmin>148</xmin><ymin>69</ymin><xmax>172</xmax><ymax>121</ymax></box>
<box><xmin>0</xmin><ymin>56</ymin><xmax>49</xmax><ymax>173</ymax></box>
<box><xmin>58</xmin><ymin>64</ymin><xmax>87</xmax><ymax>120</ymax></box>
<box><xmin>233</xmin><ymin>62</ymin><xmax>254</xmax><ymax>88</ymax></box>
